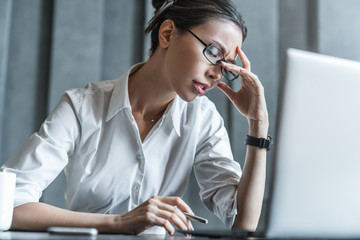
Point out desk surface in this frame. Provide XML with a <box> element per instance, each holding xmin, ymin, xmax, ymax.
<box><xmin>3</xmin><ymin>230</ymin><xmax>359</xmax><ymax>240</ymax></box>
<box><xmin>0</xmin><ymin>231</ymin><xmax>171</xmax><ymax>240</ymax></box>
<box><xmin>2</xmin><ymin>230</ymin><xmax>355</xmax><ymax>240</ymax></box>
<box><xmin>0</xmin><ymin>231</ymin><xmax>223</xmax><ymax>240</ymax></box>
<box><xmin>0</xmin><ymin>230</ymin><xmax>264</xmax><ymax>240</ymax></box>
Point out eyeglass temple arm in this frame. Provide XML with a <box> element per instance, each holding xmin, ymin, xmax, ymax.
<box><xmin>183</xmin><ymin>28</ymin><xmax>208</xmax><ymax>48</ymax></box>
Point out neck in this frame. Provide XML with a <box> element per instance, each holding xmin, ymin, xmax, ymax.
<box><xmin>128</xmin><ymin>54</ymin><xmax>176</xmax><ymax>121</ymax></box>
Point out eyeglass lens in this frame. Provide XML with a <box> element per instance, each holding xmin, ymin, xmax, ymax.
<box><xmin>203</xmin><ymin>45</ymin><xmax>239</xmax><ymax>81</ymax></box>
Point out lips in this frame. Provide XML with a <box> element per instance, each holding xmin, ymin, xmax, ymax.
<box><xmin>193</xmin><ymin>81</ymin><xmax>210</xmax><ymax>95</ymax></box>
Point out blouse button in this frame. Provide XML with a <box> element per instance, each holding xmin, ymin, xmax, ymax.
<box><xmin>132</xmin><ymin>184</ymin><xmax>139</xmax><ymax>191</ymax></box>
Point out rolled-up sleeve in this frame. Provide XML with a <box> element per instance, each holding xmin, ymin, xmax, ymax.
<box><xmin>1</xmin><ymin>93</ymin><xmax>80</xmax><ymax>207</ymax></box>
<box><xmin>193</xmin><ymin>102</ymin><xmax>241</xmax><ymax>228</ymax></box>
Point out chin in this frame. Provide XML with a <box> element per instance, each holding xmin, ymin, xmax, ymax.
<box><xmin>178</xmin><ymin>93</ymin><xmax>198</xmax><ymax>103</ymax></box>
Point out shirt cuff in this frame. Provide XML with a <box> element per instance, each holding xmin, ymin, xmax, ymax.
<box><xmin>224</xmin><ymin>190</ymin><xmax>238</xmax><ymax>228</ymax></box>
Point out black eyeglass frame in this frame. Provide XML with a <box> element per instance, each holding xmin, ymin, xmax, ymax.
<box><xmin>183</xmin><ymin>28</ymin><xmax>239</xmax><ymax>82</ymax></box>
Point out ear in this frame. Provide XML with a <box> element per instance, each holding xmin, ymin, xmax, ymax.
<box><xmin>158</xmin><ymin>19</ymin><xmax>176</xmax><ymax>49</ymax></box>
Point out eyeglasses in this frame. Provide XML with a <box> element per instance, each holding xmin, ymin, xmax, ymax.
<box><xmin>184</xmin><ymin>28</ymin><xmax>239</xmax><ymax>82</ymax></box>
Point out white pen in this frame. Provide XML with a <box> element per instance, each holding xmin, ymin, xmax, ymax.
<box><xmin>182</xmin><ymin>212</ymin><xmax>208</xmax><ymax>224</ymax></box>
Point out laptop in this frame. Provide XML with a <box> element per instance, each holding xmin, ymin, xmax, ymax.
<box><xmin>265</xmin><ymin>48</ymin><xmax>360</xmax><ymax>238</ymax></box>
<box><xmin>179</xmin><ymin>49</ymin><xmax>360</xmax><ymax>239</ymax></box>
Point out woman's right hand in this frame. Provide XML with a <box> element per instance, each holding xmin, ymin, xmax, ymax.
<box><xmin>114</xmin><ymin>196</ymin><xmax>194</xmax><ymax>235</ymax></box>
<box><xmin>11</xmin><ymin>198</ymin><xmax>194</xmax><ymax>235</ymax></box>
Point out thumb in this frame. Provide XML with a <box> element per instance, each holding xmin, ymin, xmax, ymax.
<box><xmin>217</xmin><ymin>81</ymin><xmax>235</xmax><ymax>100</ymax></box>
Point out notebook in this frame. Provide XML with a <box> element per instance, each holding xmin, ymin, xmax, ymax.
<box><xmin>265</xmin><ymin>48</ymin><xmax>360</xmax><ymax>238</ymax></box>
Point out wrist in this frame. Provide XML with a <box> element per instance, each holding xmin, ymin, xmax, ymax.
<box><xmin>97</xmin><ymin>214</ymin><xmax>121</xmax><ymax>233</ymax></box>
<box><xmin>248</xmin><ymin>118</ymin><xmax>269</xmax><ymax>138</ymax></box>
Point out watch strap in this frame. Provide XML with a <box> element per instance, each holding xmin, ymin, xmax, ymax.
<box><xmin>245</xmin><ymin>135</ymin><xmax>273</xmax><ymax>151</ymax></box>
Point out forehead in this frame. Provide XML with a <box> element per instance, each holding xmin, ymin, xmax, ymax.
<box><xmin>190</xmin><ymin>20</ymin><xmax>243</xmax><ymax>58</ymax></box>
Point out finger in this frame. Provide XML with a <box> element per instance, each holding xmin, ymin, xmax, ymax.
<box><xmin>188</xmin><ymin>219</ymin><xmax>194</xmax><ymax>231</ymax></box>
<box><xmin>160</xmin><ymin>196</ymin><xmax>194</xmax><ymax>215</ymax></box>
<box><xmin>216</xmin><ymin>81</ymin><xmax>236</xmax><ymax>100</ymax></box>
<box><xmin>241</xmin><ymin>70</ymin><xmax>264</xmax><ymax>93</ymax></box>
<box><xmin>221</xmin><ymin>61</ymin><xmax>252</xmax><ymax>79</ymax></box>
<box><xmin>221</xmin><ymin>62</ymin><xmax>261</xmax><ymax>88</ymax></box>
<box><xmin>155</xmin><ymin>208</ymin><xmax>189</xmax><ymax>231</ymax></box>
<box><xmin>143</xmin><ymin>197</ymin><xmax>191</xmax><ymax>234</ymax></box>
<box><xmin>151</xmin><ymin>214</ymin><xmax>175</xmax><ymax>236</ymax></box>
<box><xmin>158</xmin><ymin>196</ymin><xmax>194</xmax><ymax>230</ymax></box>
<box><xmin>221</xmin><ymin>62</ymin><xmax>251</xmax><ymax>86</ymax></box>
<box><xmin>156</xmin><ymin>201</ymin><xmax>190</xmax><ymax>229</ymax></box>
<box><xmin>237</xmin><ymin>46</ymin><xmax>251</xmax><ymax>71</ymax></box>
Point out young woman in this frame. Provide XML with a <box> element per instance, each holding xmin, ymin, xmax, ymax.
<box><xmin>1</xmin><ymin>0</ymin><xmax>271</xmax><ymax>235</ymax></box>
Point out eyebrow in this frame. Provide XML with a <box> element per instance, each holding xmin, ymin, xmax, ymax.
<box><xmin>212</xmin><ymin>40</ymin><xmax>237</xmax><ymax>64</ymax></box>
<box><xmin>184</xmin><ymin>27</ymin><xmax>237</xmax><ymax>65</ymax></box>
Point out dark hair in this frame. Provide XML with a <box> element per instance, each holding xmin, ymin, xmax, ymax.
<box><xmin>145</xmin><ymin>0</ymin><xmax>248</xmax><ymax>57</ymax></box>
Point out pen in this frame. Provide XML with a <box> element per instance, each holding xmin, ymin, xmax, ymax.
<box><xmin>182</xmin><ymin>212</ymin><xmax>208</xmax><ymax>224</ymax></box>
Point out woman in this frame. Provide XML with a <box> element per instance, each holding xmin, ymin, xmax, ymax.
<box><xmin>1</xmin><ymin>0</ymin><xmax>271</xmax><ymax>235</ymax></box>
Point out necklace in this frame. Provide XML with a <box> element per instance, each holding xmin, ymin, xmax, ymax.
<box><xmin>150</xmin><ymin>109</ymin><xmax>165</xmax><ymax>123</ymax></box>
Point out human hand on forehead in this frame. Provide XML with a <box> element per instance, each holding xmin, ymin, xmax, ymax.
<box><xmin>217</xmin><ymin>47</ymin><xmax>269</xmax><ymax>125</ymax></box>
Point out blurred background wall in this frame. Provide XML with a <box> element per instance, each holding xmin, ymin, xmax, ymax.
<box><xmin>0</xmin><ymin>0</ymin><xmax>359</xmax><ymax>232</ymax></box>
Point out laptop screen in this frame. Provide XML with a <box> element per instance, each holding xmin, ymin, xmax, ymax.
<box><xmin>266</xmin><ymin>49</ymin><xmax>360</xmax><ymax>238</ymax></box>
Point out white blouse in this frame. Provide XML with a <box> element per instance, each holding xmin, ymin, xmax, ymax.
<box><xmin>1</xmin><ymin>63</ymin><xmax>241</xmax><ymax>230</ymax></box>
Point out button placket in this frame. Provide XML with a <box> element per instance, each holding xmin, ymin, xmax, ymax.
<box><xmin>125</xmin><ymin>109</ymin><xmax>146</xmax><ymax>207</ymax></box>
<box><xmin>132</xmin><ymin>152</ymin><xmax>145</xmax><ymax>205</ymax></box>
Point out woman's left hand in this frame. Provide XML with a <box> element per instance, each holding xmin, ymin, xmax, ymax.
<box><xmin>217</xmin><ymin>47</ymin><xmax>269</xmax><ymax>128</ymax></box>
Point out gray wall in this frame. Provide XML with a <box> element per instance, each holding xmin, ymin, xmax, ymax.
<box><xmin>1</xmin><ymin>0</ymin><xmax>360</xmax><ymax>232</ymax></box>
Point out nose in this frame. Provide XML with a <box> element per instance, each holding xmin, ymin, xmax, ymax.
<box><xmin>205</xmin><ymin>65</ymin><xmax>223</xmax><ymax>82</ymax></box>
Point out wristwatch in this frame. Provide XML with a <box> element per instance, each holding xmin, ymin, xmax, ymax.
<box><xmin>245</xmin><ymin>135</ymin><xmax>273</xmax><ymax>151</ymax></box>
